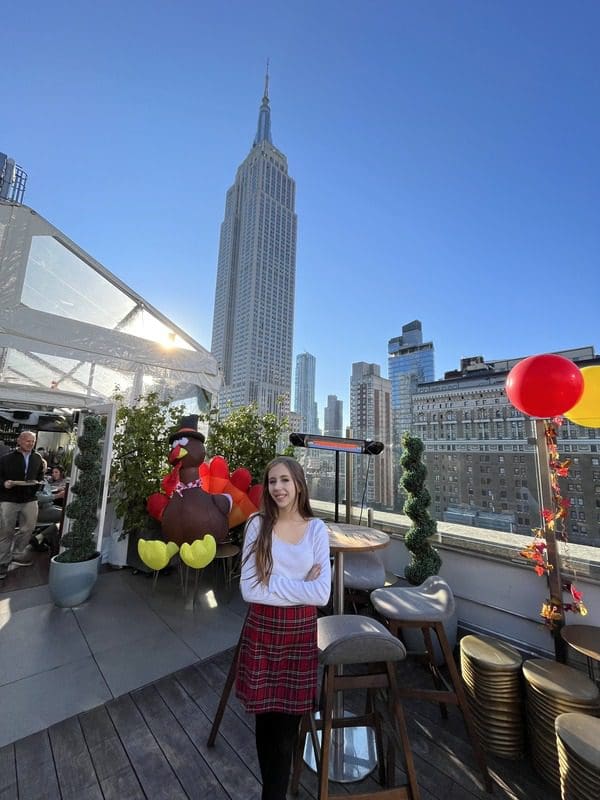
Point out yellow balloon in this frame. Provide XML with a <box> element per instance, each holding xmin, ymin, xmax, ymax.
<box><xmin>180</xmin><ymin>535</ymin><xmax>217</xmax><ymax>569</ymax></box>
<box><xmin>137</xmin><ymin>539</ymin><xmax>179</xmax><ymax>571</ymax></box>
<box><xmin>564</xmin><ymin>366</ymin><xmax>600</xmax><ymax>428</ymax></box>
<box><xmin>166</xmin><ymin>541</ymin><xmax>180</xmax><ymax>560</ymax></box>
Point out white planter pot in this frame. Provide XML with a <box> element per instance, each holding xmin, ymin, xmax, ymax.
<box><xmin>48</xmin><ymin>552</ymin><xmax>101</xmax><ymax>607</ymax></box>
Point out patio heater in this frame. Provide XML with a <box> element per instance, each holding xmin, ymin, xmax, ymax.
<box><xmin>289</xmin><ymin>433</ymin><xmax>384</xmax><ymax>522</ymax></box>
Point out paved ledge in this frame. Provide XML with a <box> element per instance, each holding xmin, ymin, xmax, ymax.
<box><xmin>311</xmin><ymin>500</ymin><xmax>600</xmax><ymax>582</ymax></box>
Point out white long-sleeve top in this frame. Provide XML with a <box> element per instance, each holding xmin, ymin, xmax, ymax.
<box><xmin>240</xmin><ymin>515</ymin><xmax>331</xmax><ymax>607</ymax></box>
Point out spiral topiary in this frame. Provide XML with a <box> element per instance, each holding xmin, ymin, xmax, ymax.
<box><xmin>57</xmin><ymin>414</ymin><xmax>105</xmax><ymax>563</ymax></box>
<box><xmin>400</xmin><ymin>431</ymin><xmax>441</xmax><ymax>585</ymax></box>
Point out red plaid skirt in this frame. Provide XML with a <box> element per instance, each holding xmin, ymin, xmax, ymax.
<box><xmin>235</xmin><ymin>603</ymin><xmax>318</xmax><ymax>714</ymax></box>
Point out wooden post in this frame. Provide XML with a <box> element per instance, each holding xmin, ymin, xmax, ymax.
<box><xmin>534</xmin><ymin>419</ymin><xmax>566</xmax><ymax>662</ymax></box>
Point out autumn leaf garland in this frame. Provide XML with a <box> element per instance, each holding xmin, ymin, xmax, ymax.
<box><xmin>519</xmin><ymin>419</ymin><xmax>587</xmax><ymax>628</ymax></box>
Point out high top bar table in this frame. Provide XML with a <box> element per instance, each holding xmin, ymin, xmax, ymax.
<box><xmin>561</xmin><ymin>624</ymin><xmax>600</xmax><ymax>684</ymax></box>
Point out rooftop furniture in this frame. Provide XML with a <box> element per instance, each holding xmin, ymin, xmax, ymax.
<box><xmin>326</xmin><ymin>523</ymin><xmax>390</xmax><ymax>615</ymax></box>
<box><xmin>213</xmin><ymin>541</ymin><xmax>241</xmax><ymax>588</ymax></box>
<box><xmin>371</xmin><ymin>576</ymin><xmax>492</xmax><ymax>792</ymax></box>
<box><xmin>560</xmin><ymin>624</ymin><xmax>600</xmax><ymax>685</ymax></box>
<box><xmin>340</xmin><ymin>550</ymin><xmax>389</xmax><ymax>613</ymax></box>
<box><xmin>293</xmin><ymin>614</ymin><xmax>420</xmax><ymax>800</ymax></box>
<box><xmin>555</xmin><ymin>711</ymin><xmax>600</xmax><ymax>799</ymax></box>
<box><xmin>522</xmin><ymin>658</ymin><xmax>600</xmax><ymax>789</ymax></box>
<box><xmin>460</xmin><ymin>633</ymin><xmax>525</xmax><ymax>759</ymax></box>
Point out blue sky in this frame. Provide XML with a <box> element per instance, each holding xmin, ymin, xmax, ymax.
<box><xmin>4</xmin><ymin>1</ymin><xmax>599</xmax><ymax>423</ymax></box>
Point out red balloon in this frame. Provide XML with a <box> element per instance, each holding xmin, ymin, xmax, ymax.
<box><xmin>505</xmin><ymin>354</ymin><xmax>584</xmax><ymax>418</ymax></box>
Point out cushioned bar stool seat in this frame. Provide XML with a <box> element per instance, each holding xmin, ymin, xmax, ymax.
<box><xmin>339</xmin><ymin>551</ymin><xmax>390</xmax><ymax>614</ymax></box>
<box><xmin>292</xmin><ymin>614</ymin><xmax>420</xmax><ymax>800</ymax></box>
<box><xmin>371</xmin><ymin>576</ymin><xmax>492</xmax><ymax>793</ymax></box>
<box><xmin>343</xmin><ymin>551</ymin><xmax>387</xmax><ymax>591</ymax></box>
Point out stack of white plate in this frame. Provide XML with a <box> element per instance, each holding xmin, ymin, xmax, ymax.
<box><xmin>460</xmin><ymin>634</ymin><xmax>525</xmax><ymax>759</ymax></box>
<box><xmin>555</xmin><ymin>713</ymin><xmax>600</xmax><ymax>799</ymax></box>
<box><xmin>523</xmin><ymin>659</ymin><xmax>600</xmax><ymax>789</ymax></box>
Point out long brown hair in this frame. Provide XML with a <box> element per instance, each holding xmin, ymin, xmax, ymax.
<box><xmin>244</xmin><ymin>456</ymin><xmax>314</xmax><ymax>585</ymax></box>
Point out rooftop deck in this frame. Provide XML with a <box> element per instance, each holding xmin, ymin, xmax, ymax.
<box><xmin>0</xmin><ymin>552</ymin><xmax>559</xmax><ymax>799</ymax></box>
<box><xmin>0</xmin><ymin>645</ymin><xmax>558</xmax><ymax>800</ymax></box>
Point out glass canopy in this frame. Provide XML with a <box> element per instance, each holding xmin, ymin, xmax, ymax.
<box><xmin>0</xmin><ymin>199</ymin><xmax>220</xmax><ymax>413</ymax></box>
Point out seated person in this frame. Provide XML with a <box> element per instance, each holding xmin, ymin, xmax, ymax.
<box><xmin>45</xmin><ymin>465</ymin><xmax>67</xmax><ymax>506</ymax></box>
<box><xmin>32</xmin><ymin>467</ymin><xmax>67</xmax><ymax>552</ymax></box>
<box><xmin>36</xmin><ymin>470</ymin><xmax>64</xmax><ymax>525</ymax></box>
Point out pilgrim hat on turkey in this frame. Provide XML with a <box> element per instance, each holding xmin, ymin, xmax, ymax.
<box><xmin>169</xmin><ymin>414</ymin><xmax>206</xmax><ymax>444</ymax></box>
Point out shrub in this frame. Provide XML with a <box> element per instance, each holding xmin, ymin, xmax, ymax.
<box><xmin>400</xmin><ymin>432</ymin><xmax>441</xmax><ymax>585</ymax></box>
<box><xmin>58</xmin><ymin>414</ymin><xmax>104</xmax><ymax>563</ymax></box>
<box><xmin>110</xmin><ymin>391</ymin><xmax>183</xmax><ymax>538</ymax></box>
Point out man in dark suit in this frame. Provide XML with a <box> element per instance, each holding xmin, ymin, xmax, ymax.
<box><xmin>0</xmin><ymin>431</ymin><xmax>45</xmax><ymax>580</ymax></box>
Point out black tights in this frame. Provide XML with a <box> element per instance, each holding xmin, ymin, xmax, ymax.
<box><xmin>255</xmin><ymin>711</ymin><xmax>302</xmax><ymax>800</ymax></box>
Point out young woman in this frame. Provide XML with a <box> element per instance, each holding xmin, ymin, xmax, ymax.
<box><xmin>45</xmin><ymin>465</ymin><xmax>66</xmax><ymax>505</ymax></box>
<box><xmin>236</xmin><ymin>456</ymin><xmax>331</xmax><ymax>800</ymax></box>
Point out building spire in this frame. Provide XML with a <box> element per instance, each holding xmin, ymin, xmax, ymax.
<box><xmin>263</xmin><ymin>58</ymin><xmax>270</xmax><ymax>101</ymax></box>
<box><xmin>253</xmin><ymin>60</ymin><xmax>272</xmax><ymax>146</ymax></box>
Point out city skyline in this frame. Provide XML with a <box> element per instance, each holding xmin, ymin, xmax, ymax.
<box><xmin>412</xmin><ymin>347</ymin><xmax>600</xmax><ymax>546</ymax></box>
<box><xmin>4</xmin><ymin>2</ymin><xmax>599</xmax><ymax>420</ymax></box>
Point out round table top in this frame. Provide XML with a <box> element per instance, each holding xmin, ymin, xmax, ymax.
<box><xmin>326</xmin><ymin>522</ymin><xmax>390</xmax><ymax>553</ymax></box>
<box><xmin>560</xmin><ymin>625</ymin><xmax>600</xmax><ymax>662</ymax></box>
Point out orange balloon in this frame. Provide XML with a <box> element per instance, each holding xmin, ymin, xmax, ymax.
<box><xmin>564</xmin><ymin>365</ymin><xmax>600</xmax><ymax>428</ymax></box>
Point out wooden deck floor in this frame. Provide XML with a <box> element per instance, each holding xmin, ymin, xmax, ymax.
<box><xmin>0</xmin><ymin>646</ymin><xmax>559</xmax><ymax>800</ymax></box>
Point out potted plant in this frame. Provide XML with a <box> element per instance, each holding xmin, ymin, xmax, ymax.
<box><xmin>400</xmin><ymin>432</ymin><xmax>442</xmax><ymax>585</ymax></box>
<box><xmin>110</xmin><ymin>391</ymin><xmax>183</xmax><ymax>571</ymax></box>
<box><xmin>48</xmin><ymin>413</ymin><xmax>105</xmax><ymax>607</ymax></box>
<box><xmin>400</xmin><ymin>432</ymin><xmax>454</xmax><ymax>660</ymax></box>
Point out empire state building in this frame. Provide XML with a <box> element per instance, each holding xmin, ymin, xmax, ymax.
<box><xmin>211</xmin><ymin>73</ymin><xmax>297</xmax><ymax>416</ymax></box>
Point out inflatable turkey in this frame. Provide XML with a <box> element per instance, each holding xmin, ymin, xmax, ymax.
<box><xmin>159</xmin><ymin>415</ymin><xmax>231</xmax><ymax>546</ymax></box>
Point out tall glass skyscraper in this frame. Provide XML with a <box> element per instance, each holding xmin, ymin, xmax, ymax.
<box><xmin>211</xmin><ymin>73</ymin><xmax>297</xmax><ymax>415</ymax></box>
<box><xmin>388</xmin><ymin>320</ymin><xmax>435</xmax><ymax>508</ymax></box>
<box><xmin>388</xmin><ymin>320</ymin><xmax>435</xmax><ymax>437</ymax></box>
<box><xmin>324</xmin><ymin>394</ymin><xmax>343</xmax><ymax>438</ymax></box>
<box><xmin>294</xmin><ymin>351</ymin><xmax>320</xmax><ymax>433</ymax></box>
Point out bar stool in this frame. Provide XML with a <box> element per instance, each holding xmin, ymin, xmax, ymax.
<box><xmin>460</xmin><ymin>633</ymin><xmax>525</xmax><ymax>759</ymax></box>
<box><xmin>213</xmin><ymin>540</ymin><xmax>240</xmax><ymax>587</ymax></box>
<box><xmin>555</xmin><ymin>712</ymin><xmax>600</xmax><ymax>799</ymax></box>
<box><xmin>522</xmin><ymin>658</ymin><xmax>600</xmax><ymax>789</ymax></box>
<box><xmin>292</xmin><ymin>614</ymin><xmax>420</xmax><ymax>800</ymax></box>
<box><xmin>371</xmin><ymin>576</ymin><xmax>492</xmax><ymax>793</ymax></box>
<box><xmin>341</xmin><ymin>551</ymin><xmax>388</xmax><ymax>613</ymax></box>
